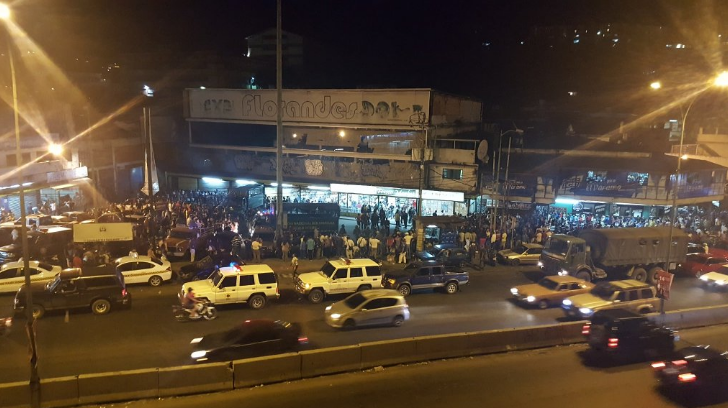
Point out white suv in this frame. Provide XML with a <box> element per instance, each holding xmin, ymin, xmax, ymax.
<box><xmin>180</xmin><ymin>264</ymin><xmax>279</xmax><ymax>309</ymax></box>
<box><xmin>296</xmin><ymin>258</ymin><xmax>383</xmax><ymax>303</ymax></box>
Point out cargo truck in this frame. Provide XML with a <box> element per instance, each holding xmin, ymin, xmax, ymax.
<box><xmin>539</xmin><ymin>227</ymin><xmax>688</xmax><ymax>284</ymax></box>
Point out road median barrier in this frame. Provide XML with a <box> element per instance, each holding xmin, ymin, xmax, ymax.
<box><xmin>300</xmin><ymin>345</ymin><xmax>361</xmax><ymax>377</ymax></box>
<box><xmin>78</xmin><ymin>368</ymin><xmax>158</xmax><ymax>405</ymax></box>
<box><xmin>360</xmin><ymin>338</ymin><xmax>418</xmax><ymax>369</ymax></box>
<box><xmin>233</xmin><ymin>353</ymin><xmax>301</xmax><ymax>388</ymax></box>
<box><xmin>41</xmin><ymin>375</ymin><xmax>78</xmax><ymax>408</ymax></box>
<box><xmin>158</xmin><ymin>362</ymin><xmax>232</xmax><ymax>397</ymax></box>
<box><xmin>415</xmin><ymin>332</ymin><xmax>470</xmax><ymax>360</ymax></box>
<box><xmin>0</xmin><ymin>381</ymin><xmax>29</xmax><ymax>408</ymax></box>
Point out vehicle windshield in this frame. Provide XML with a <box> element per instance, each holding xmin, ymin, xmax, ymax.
<box><xmin>170</xmin><ymin>230</ymin><xmax>195</xmax><ymax>239</ymax></box>
<box><xmin>47</xmin><ymin>275</ymin><xmax>61</xmax><ymax>291</ymax></box>
<box><xmin>344</xmin><ymin>293</ymin><xmax>368</xmax><ymax>309</ymax></box>
<box><xmin>538</xmin><ymin>278</ymin><xmax>559</xmax><ymax>290</ymax></box>
<box><xmin>590</xmin><ymin>284</ymin><xmax>615</xmax><ymax>299</ymax></box>
<box><xmin>210</xmin><ymin>270</ymin><xmax>224</xmax><ymax>286</ymax></box>
<box><xmin>426</xmin><ymin>247</ymin><xmax>440</xmax><ymax>256</ymax></box>
<box><xmin>515</xmin><ymin>244</ymin><xmax>528</xmax><ymax>254</ymax></box>
<box><xmin>321</xmin><ymin>262</ymin><xmax>336</xmax><ymax>276</ymax></box>
<box><xmin>545</xmin><ymin>239</ymin><xmax>569</xmax><ymax>257</ymax></box>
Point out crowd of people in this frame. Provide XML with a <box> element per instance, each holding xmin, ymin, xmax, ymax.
<box><xmin>7</xmin><ymin>187</ymin><xmax>728</xmax><ymax>270</ymax></box>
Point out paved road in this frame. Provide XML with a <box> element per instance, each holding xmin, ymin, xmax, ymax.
<box><xmin>1</xmin><ymin>258</ymin><xmax>727</xmax><ymax>383</ymax></box>
<box><xmin>78</xmin><ymin>325</ymin><xmax>728</xmax><ymax>408</ymax></box>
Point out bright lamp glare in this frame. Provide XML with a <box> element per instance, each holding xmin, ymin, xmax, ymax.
<box><xmin>202</xmin><ymin>177</ymin><xmax>225</xmax><ymax>184</ymax></box>
<box><xmin>0</xmin><ymin>4</ymin><xmax>11</xmax><ymax>21</ymax></box>
<box><xmin>650</xmin><ymin>81</ymin><xmax>661</xmax><ymax>90</ymax></box>
<box><xmin>339</xmin><ymin>130</ymin><xmax>346</xmax><ymax>137</ymax></box>
<box><xmin>235</xmin><ymin>179</ymin><xmax>256</xmax><ymax>186</ymax></box>
<box><xmin>681</xmin><ymin>154</ymin><xmax>689</xmax><ymax>160</ymax></box>
<box><xmin>715</xmin><ymin>71</ymin><xmax>728</xmax><ymax>88</ymax></box>
<box><xmin>48</xmin><ymin>143</ymin><xmax>63</xmax><ymax>156</ymax></box>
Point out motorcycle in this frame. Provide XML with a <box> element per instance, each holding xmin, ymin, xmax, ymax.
<box><xmin>172</xmin><ymin>300</ymin><xmax>218</xmax><ymax>322</ymax></box>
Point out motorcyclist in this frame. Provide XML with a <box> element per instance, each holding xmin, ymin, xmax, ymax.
<box><xmin>182</xmin><ymin>287</ymin><xmax>201</xmax><ymax>319</ymax></box>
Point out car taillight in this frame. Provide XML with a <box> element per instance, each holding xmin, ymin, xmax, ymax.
<box><xmin>581</xmin><ymin>323</ymin><xmax>591</xmax><ymax>336</ymax></box>
<box><xmin>297</xmin><ymin>336</ymin><xmax>309</xmax><ymax>344</ymax></box>
<box><xmin>607</xmin><ymin>338</ymin><xmax>619</xmax><ymax>348</ymax></box>
<box><xmin>672</xmin><ymin>359</ymin><xmax>687</xmax><ymax>366</ymax></box>
<box><xmin>122</xmin><ymin>289</ymin><xmax>128</xmax><ymax>297</ymax></box>
<box><xmin>678</xmin><ymin>373</ymin><xmax>696</xmax><ymax>383</ymax></box>
<box><xmin>651</xmin><ymin>361</ymin><xmax>666</xmax><ymax>369</ymax></box>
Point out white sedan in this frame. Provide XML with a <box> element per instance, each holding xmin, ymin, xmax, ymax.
<box><xmin>114</xmin><ymin>255</ymin><xmax>172</xmax><ymax>286</ymax></box>
<box><xmin>0</xmin><ymin>261</ymin><xmax>62</xmax><ymax>293</ymax></box>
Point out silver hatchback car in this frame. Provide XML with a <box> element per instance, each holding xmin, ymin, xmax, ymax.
<box><xmin>324</xmin><ymin>289</ymin><xmax>410</xmax><ymax>329</ymax></box>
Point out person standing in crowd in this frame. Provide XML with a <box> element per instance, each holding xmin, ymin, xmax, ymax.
<box><xmin>306</xmin><ymin>236</ymin><xmax>315</xmax><ymax>260</ymax></box>
<box><xmin>369</xmin><ymin>235</ymin><xmax>380</xmax><ymax>260</ymax></box>
<box><xmin>282</xmin><ymin>241</ymin><xmax>290</xmax><ymax>262</ymax></box>
<box><xmin>251</xmin><ymin>238</ymin><xmax>262</xmax><ymax>263</ymax></box>
<box><xmin>394</xmin><ymin>210</ymin><xmax>401</xmax><ymax>228</ymax></box>
<box><xmin>291</xmin><ymin>253</ymin><xmax>299</xmax><ymax>278</ymax></box>
<box><xmin>231</xmin><ymin>233</ymin><xmax>242</xmax><ymax>259</ymax></box>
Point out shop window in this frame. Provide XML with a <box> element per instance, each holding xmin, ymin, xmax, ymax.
<box><xmin>586</xmin><ymin>171</ymin><xmax>607</xmax><ymax>183</ymax></box>
<box><xmin>442</xmin><ymin>168</ymin><xmax>463</xmax><ymax>180</ymax></box>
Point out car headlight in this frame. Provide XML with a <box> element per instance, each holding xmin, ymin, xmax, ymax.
<box><xmin>304</xmin><ymin>283</ymin><xmax>311</xmax><ymax>289</ymax></box>
<box><xmin>510</xmin><ymin>288</ymin><xmax>519</xmax><ymax>295</ymax></box>
<box><xmin>190</xmin><ymin>350</ymin><xmax>207</xmax><ymax>359</ymax></box>
<box><xmin>558</xmin><ymin>270</ymin><xmax>568</xmax><ymax>276</ymax></box>
<box><xmin>325</xmin><ymin>305</ymin><xmax>332</xmax><ymax>311</ymax></box>
<box><xmin>563</xmin><ymin>299</ymin><xmax>572</xmax><ymax>306</ymax></box>
<box><xmin>526</xmin><ymin>295</ymin><xmax>536</xmax><ymax>303</ymax></box>
<box><xmin>717</xmin><ymin>280</ymin><xmax>726</xmax><ymax>286</ymax></box>
<box><xmin>700</xmin><ymin>275</ymin><xmax>709</xmax><ymax>281</ymax></box>
<box><xmin>579</xmin><ymin>307</ymin><xmax>593</xmax><ymax>316</ymax></box>
<box><xmin>537</xmin><ymin>261</ymin><xmax>543</xmax><ymax>267</ymax></box>
<box><xmin>190</xmin><ymin>337</ymin><xmax>202</xmax><ymax>344</ymax></box>
<box><xmin>330</xmin><ymin>313</ymin><xmax>341</xmax><ymax>320</ymax></box>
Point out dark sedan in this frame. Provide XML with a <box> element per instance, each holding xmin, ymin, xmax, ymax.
<box><xmin>652</xmin><ymin>345</ymin><xmax>728</xmax><ymax>388</ymax></box>
<box><xmin>190</xmin><ymin>319</ymin><xmax>308</xmax><ymax>362</ymax></box>
<box><xmin>417</xmin><ymin>245</ymin><xmax>469</xmax><ymax>267</ymax></box>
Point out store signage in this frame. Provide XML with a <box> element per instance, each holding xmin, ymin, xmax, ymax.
<box><xmin>73</xmin><ymin>223</ymin><xmax>133</xmax><ymax>243</ymax></box>
<box><xmin>563</xmin><ymin>171</ymin><xmax>644</xmax><ymax>198</ymax></box>
<box><xmin>329</xmin><ymin>183</ymin><xmax>464</xmax><ymax>202</ymax></box>
<box><xmin>505</xmin><ymin>202</ymin><xmax>533</xmax><ymax>210</ymax></box>
<box><xmin>47</xmin><ymin>166</ymin><xmax>88</xmax><ymax>184</ymax></box>
<box><xmin>187</xmin><ymin>88</ymin><xmax>431</xmax><ymax>127</ymax></box>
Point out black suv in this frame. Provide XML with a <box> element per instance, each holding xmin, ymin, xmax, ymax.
<box><xmin>14</xmin><ymin>266</ymin><xmax>132</xmax><ymax>319</ymax></box>
<box><xmin>582</xmin><ymin>309</ymin><xmax>676</xmax><ymax>359</ymax></box>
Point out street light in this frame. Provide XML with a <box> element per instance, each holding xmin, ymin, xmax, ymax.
<box><xmin>48</xmin><ymin>143</ymin><xmax>63</xmax><ymax>156</ymax></box>
<box><xmin>0</xmin><ymin>4</ymin><xmax>40</xmax><ymax>407</ymax></box>
<box><xmin>663</xmin><ymin>72</ymin><xmax>728</xmax><ymax>315</ymax></box>
<box><xmin>650</xmin><ymin>81</ymin><xmax>662</xmax><ymax>90</ymax></box>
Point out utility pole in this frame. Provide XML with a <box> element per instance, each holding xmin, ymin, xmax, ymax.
<box><xmin>275</xmin><ymin>0</ymin><xmax>284</xmax><ymax>239</ymax></box>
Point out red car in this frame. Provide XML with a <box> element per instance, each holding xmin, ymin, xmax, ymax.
<box><xmin>677</xmin><ymin>253</ymin><xmax>728</xmax><ymax>277</ymax></box>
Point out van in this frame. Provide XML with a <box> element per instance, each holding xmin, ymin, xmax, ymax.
<box><xmin>561</xmin><ymin>279</ymin><xmax>659</xmax><ymax>319</ymax></box>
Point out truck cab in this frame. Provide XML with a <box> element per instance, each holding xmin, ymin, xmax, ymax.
<box><xmin>540</xmin><ymin>235</ymin><xmax>602</xmax><ymax>281</ymax></box>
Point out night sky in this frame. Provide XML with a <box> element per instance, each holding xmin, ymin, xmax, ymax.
<box><xmin>12</xmin><ymin>0</ymin><xmax>728</xmax><ymax>106</ymax></box>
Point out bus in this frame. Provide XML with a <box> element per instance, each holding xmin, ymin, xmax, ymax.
<box><xmin>254</xmin><ymin>203</ymin><xmax>341</xmax><ymax>235</ymax></box>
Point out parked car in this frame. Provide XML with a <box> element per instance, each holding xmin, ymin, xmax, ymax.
<box><xmin>114</xmin><ymin>255</ymin><xmax>172</xmax><ymax>286</ymax></box>
<box><xmin>653</xmin><ymin>345</ymin><xmax>728</xmax><ymax>389</ymax></box>
<box><xmin>383</xmin><ymin>261</ymin><xmax>469</xmax><ymax>296</ymax></box>
<box><xmin>583</xmin><ymin>309</ymin><xmax>677</xmax><ymax>359</ymax></box>
<box><xmin>561</xmin><ymin>279</ymin><xmax>659</xmax><ymax>319</ymax></box>
<box><xmin>190</xmin><ymin>319</ymin><xmax>307</xmax><ymax>362</ymax></box>
<box><xmin>165</xmin><ymin>226</ymin><xmax>211</xmax><ymax>259</ymax></box>
<box><xmin>497</xmin><ymin>243</ymin><xmax>544</xmax><ymax>266</ymax></box>
<box><xmin>676</xmin><ymin>253</ymin><xmax>728</xmax><ymax>278</ymax></box>
<box><xmin>416</xmin><ymin>246</ymin><xmax>470</xmax><ymax>267</ymax></box>
<box><xmin>0</xmin><ymin>260</ymin><xmax>62</xmax><ymax>294</ymax></box>
<box><xmin>416</xmin><ymin>244</ymin><xmax>460</xmax><ymax>261</ymax></box>
<box><xmin>180</xmin><ymin>264</ymin><xmax>279</xmax><ymax>309</ymax></box>
<box><xmin>510</xmin><ymin>275</ymin><xmax>594</xmax><ymax>309</ymax></box>
<box><xmin>296</xmin><ymin>258</ymin><xmax>383</xmax><ymax>303</ymax></box>
<box><xmin>324</xmin><ymin>289</ymin><xmax>410</xmax><ymax>329</ymax></box>
<box><xmin>14</xmin><ymin>266</ymin><xmax>131</xmax><ymax>319</ymax></box>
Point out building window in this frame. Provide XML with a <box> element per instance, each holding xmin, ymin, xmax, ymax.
<box><xmin>6</xmin><ymin>154</ymin><xmax>16</xmax><ymax>166</ymax></box>
<box><xmin>22</xmin><ymin>153</ymin><xmax>30</xmax><ymax>164</ymax></box>
<box><xmin>442</xmin><ymin>168</ymin><xmax>463</xmax><ymax>180</ymax></box>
